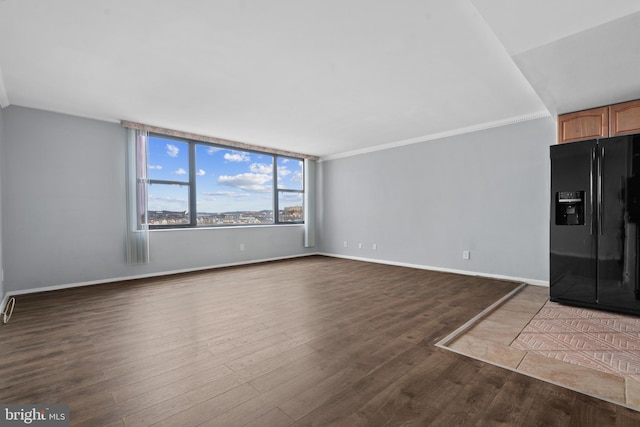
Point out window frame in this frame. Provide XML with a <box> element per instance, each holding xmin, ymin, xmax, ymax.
<box><xmin>146</xmin><ymin>133</ymin><xmax>304</xmax><ymax>229</ymax></box>
<box><xmin>274</xmin><ymin>157</ymin><xmax>304</xmax><ymax>225</ymax></box>
<box><xmin>146</xmin><ymin>135</ymin><xmax>194</xmax><ymax>228</ymax></box>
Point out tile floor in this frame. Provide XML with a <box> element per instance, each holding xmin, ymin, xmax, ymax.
<box><xmin>436</xmin><ymin>285</ymin><xmax>640</xmax><ymax>411</ymax></box>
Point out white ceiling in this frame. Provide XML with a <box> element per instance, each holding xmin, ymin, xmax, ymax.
<box><xmin>0</xmin><ymin>1</ymin><xmax>638</xmax><ymax>158</ymax></box>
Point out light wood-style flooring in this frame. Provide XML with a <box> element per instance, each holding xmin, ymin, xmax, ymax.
<box><xmin>2</xmin><ymin>256</ymin><xmax>640</xmax><ymax>426</ymax></box>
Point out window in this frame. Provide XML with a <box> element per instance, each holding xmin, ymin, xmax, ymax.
<box><xmin>276</xmin><ymin>156</ymin><xmax>304</xmax><ymax>223</ymax></box>
<box><xmin>146</xmin><ymin>134</ymin><xmax>303</xmax><ymax>228</ymax></box>
<box><xmin>147</xmin><ymin>136</ymin><xmax>191</xmax><ymax>226</ymax></box>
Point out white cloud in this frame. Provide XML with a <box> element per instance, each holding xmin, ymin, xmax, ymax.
<box><xmin>249</xmin><ymin>163</ymin><xmax>273</xmax><ymax>174</ymax></box>
<box><xmin>218</xmin><ymin>173</ymin><xmax>271</xmax><ymax>192</ymax></box>
<box><xmin>148</xmin><ymin>164</ymin><xmax>163</xmax><ymax>170</ymax></box>
<box><xmin>147</xmin><ymin>194</ymin><xmax>188</xmax><ymax>211</ymax></box>
<box><xmin>175</xmin><ymin>168</ymin><xmax>187</xmax><ymax>175</ymax></box>
<box><xmin>207</xmin><ymin>147</ymin><xmax>221</xmax><ymax>155</ymax></box>
<box><xmin>224</xmin><ymin>152</ymin><xmax>250</xmax><ymax>162</ymax></box>
<box><xmin>149</xmin><ymin>194</ymin><xmax>185</xmax><ymax>203</ymax></box>
<box><xmin>197</xmin><ymin>169</ymin><xmax>206</xmax><ymax>176</ymax></box>
<box><xmin>277</xmin><ymin>164</ymin><xmax>303</xmax><ymax>189</ymax></box>
<box><xmin>166</xmin><ymin>144</ymin><xmax>180</xmax><ymax>157</ymax></box>
<box><xmin>280</xmin><ymin>192</ymin><xmax>302</xmax><ymax>203</ymax></box>
<box><xmin>278</xmin><ymin>167</ymin><xmax>292</xmax><ymax>178</ymax></box>
<box><xmin>202</xmin><ymin>190</ymin><xmax>250</xmax><ymax>199</ymax></box>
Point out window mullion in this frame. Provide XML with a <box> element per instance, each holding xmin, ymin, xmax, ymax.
<box><xmin>189</xmin><ymin>142</ymin><xmax>197</xmax><ymax>226</ymax></box>
<box><xmin>273</xmin><ymin>156</ymin><xmax>279</xmax><ymax>223</ymax></box>
<box><xmin>148</xmin><ymin>179</ymin><xmax>189</xmax><ymax>186</ymax></box>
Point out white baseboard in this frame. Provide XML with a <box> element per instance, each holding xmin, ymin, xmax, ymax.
<box><xmin>0</xmin><ymin>253</ymin><xmax>320</xmax><ymax>315</ymax></box>
<box><xmin>317</xmin><ymin>252</ymin><xmax>549</xmax><ymax>287</ymax></box>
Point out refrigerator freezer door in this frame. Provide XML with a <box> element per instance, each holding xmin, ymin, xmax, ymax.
<box><xmin>550</xmin><ymin>140</ymin><xmax>598</xmax><ymax>304</ymax></box>
<box><xmin>597</xmin><ymin>135</ymin><xmax>640</xmax><ymax>312</ymax></box>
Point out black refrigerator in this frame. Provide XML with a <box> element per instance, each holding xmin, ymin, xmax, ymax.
<box><xmin>550</xmin><ymin>134</ymin><xmax>640</xmax><ymax>315</ymax></box>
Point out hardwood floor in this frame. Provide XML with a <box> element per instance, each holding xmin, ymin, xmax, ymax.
<box><xmin>2</xmin><ymin>255</ymin><xmax>640</xmax><ymax>426</ymax></box>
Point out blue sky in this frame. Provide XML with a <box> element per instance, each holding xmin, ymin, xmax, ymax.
<box><xmin>146</xmin><ymin>135</ymin><xmax>303</xmax><ymax>213</ymax></box>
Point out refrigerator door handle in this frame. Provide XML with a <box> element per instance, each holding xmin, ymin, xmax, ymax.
<box><xmin>590</xmin><ymin>147</ymin><xmax>596</xmax><ymax>235</ymax></box>
<box><xmin>599</xmin><ymin>146</ymin><xmax>605</xmax><ymax>236</ymax></box>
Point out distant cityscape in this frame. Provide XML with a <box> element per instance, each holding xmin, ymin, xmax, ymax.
<box><xmin>148</xmin><ymin>205</ymin><xmax>303</xmax><ymax>226</ymax></box>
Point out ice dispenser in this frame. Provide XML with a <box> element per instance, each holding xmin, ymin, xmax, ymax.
<box><xmin>556</xmin><ymin>191</ymin><xmax>584</xmax><ymax>225</ymax></box>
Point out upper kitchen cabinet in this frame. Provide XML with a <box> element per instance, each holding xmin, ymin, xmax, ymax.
<box><xmin>557</xmin><ymin>106</ymin><xmax>609</xmax><ymax>144</ymax></box>
<box><xmin>558</xmin><ymin>99</ymin><xmax>640</xmax><ymax>144</ymax></box>
<box><xmin>610</xmin><ymin>99</ymin><xmax>640</xmax><ymax>137</ymax></box>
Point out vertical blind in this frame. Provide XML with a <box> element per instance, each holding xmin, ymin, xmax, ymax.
<box><xmin>125</xmin><ymin>128</ymin><xmax>150</xmax><ymax>264</ymax></box>
<box><xmin>304</xmin><ymin>159</ymin><xmax>316</xmax><ymax>248</ymax></box>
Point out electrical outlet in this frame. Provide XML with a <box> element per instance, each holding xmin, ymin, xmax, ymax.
<box><xmin>358</xmin><ymin>242</ymin><xmax>362</xmax><ymax>249</ymax></box>
<box><xmin>463</xmin><ymin>250</ymin><xmax>470</xmax><ymax>260</ymax></box>
<box><xmin>240</xmin><ymin>243</ymin><xmax>245</xmax><ymax>251</ymax></box>
<box><xmin>343</xmin><ymin>241</ymin><xmax>348</xmax><ymax>248</ymax></box>
<box><xmin>372</xmin><ymin>243</ymin><xmax>377</xmax><ymax>250</ymax></box>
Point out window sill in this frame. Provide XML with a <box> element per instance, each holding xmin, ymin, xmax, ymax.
<box><xmin>149</xmin><ymin>223</ymin><xmax>304</xmax><ymax>232</ymax></box>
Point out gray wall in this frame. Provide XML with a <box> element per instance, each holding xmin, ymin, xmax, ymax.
<box><xmin>318</xmin><ymin>117</ymin><xmax>555</xmax><ymax>284</ymax></box>
<box><xmin>2</xmin><ymin>106</ymin><xmax>315</xmax><ymax>293</ymax></box>
<box><xmin>2</xmin><ymin>105</ymin><xmax>553</xmax><ymax>294</ymax></box>
<box><xmin>0</xmin><ymin>106</ymin><xmax>5</xmax><ymax>302</ymax></box>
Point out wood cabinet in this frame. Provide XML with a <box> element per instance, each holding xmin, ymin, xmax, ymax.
<box><xmin>610</xmin><ymin>99</ymin><xmax>640</xmax><ymax>136</ymax></box>
<box><xmin>557</xmin><ymin>107</ymin><xmax>609</xmax><ymax>144</ymax></box>
<box><xmin>558</xmin><ymin>99</ymin><xmax>640</xmax><ymax>143</ymax></box>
